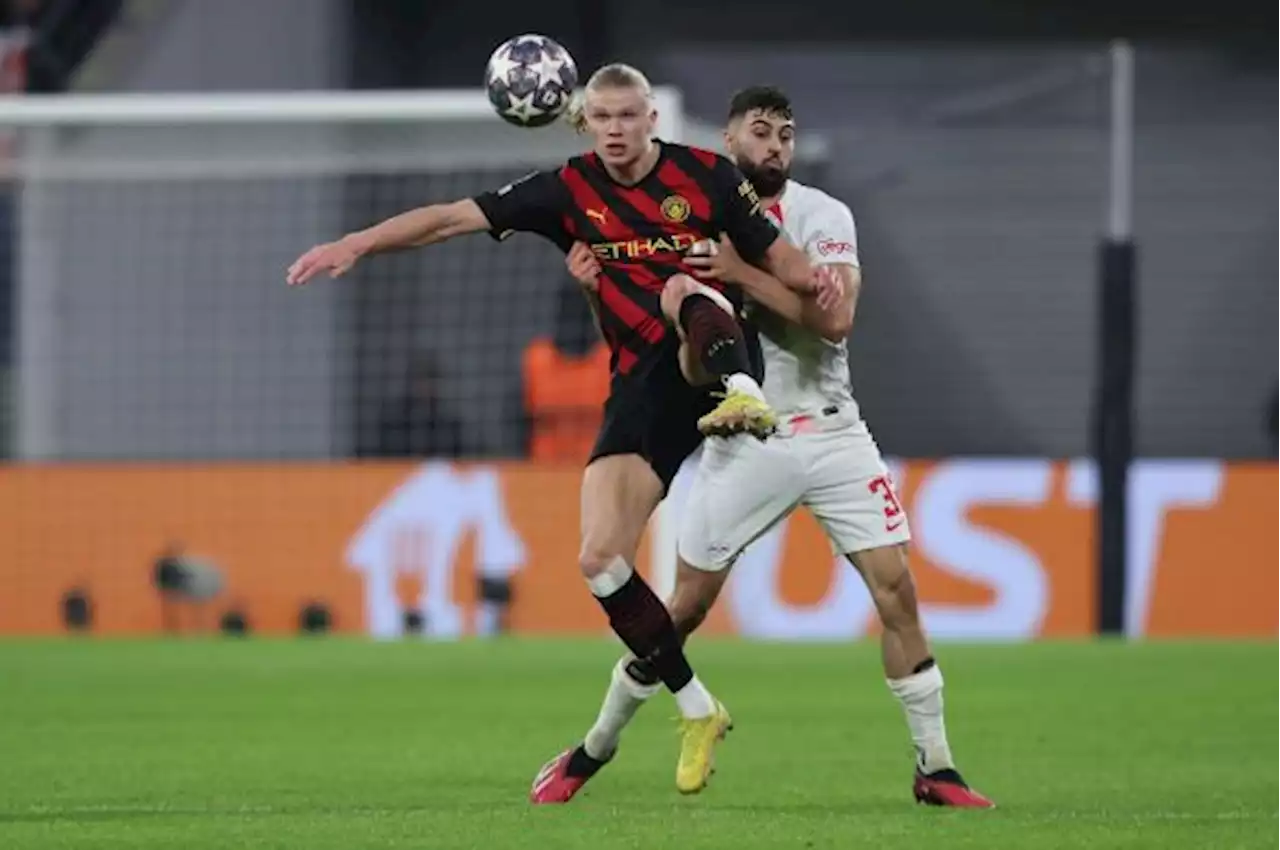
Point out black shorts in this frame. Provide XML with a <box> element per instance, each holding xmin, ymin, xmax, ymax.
<box><xmin>588</xmin><ymin>354</ymin><xmax>715</xmax><ymax>493</ymax></box>
<box><xmin>588</xmin><ymin>330</ymin><xmax>763</xmax><ymax>493</ymax></box>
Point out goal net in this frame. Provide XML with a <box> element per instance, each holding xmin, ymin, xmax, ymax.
<box><xmin>0</xmin><ymin>89</ymin><xmax>695</xmax><ymax>462</ymax></box>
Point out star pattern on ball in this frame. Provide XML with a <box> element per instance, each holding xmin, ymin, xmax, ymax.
<box><xmin>488</xmin><ymin>50</ymin><xmax>521</xmax><ymax>85</ymax></box>
<box><xmin>533</xmin><ymin>52</ymin><xmax>569</xmax><ymax>88</ymax></box>
<box><xmin>502</xmin><ymin>92</ymin><xmax>542</xmax><ymax>124</ymax></box>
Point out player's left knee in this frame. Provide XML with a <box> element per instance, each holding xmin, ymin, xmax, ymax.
<box><xmin>660</xmin><ymin>275</ymin><xmax>733</xmax><ymax>324</ymax></box>
<box><xmin>660</xmin><ymin>274</ymin><xmax>699</xmax><ymax>321</ymax></box>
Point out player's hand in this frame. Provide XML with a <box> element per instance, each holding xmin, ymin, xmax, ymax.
<box><xmin>286</xmin><ymin>233</ymin><xmax>370</xmax><ymax>286</ymax></box>
<box><xmin>813</xmin><ymin>265</ymin><xmax>845</xmax><ymax>311</ymax></box>
<box><xmin>565</xmin><ymin>241</ymin><xmax>602</xmax><ymax>292</ymax></box>
<box><xmin>684</xmin><ymin>235</ymin><xmax>748</xmax><ymax>283</ymax></box>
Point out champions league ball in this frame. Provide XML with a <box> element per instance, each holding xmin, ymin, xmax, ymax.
<box><xmin>485</xmin><ymin>34</ymin><xmax>578</xmax><ymax>128</ymax></box>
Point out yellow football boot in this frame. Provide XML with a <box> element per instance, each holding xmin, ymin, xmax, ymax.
<box><xmin>697</xmin><ymin>388</ymin><xmax>778</xmax><ymax>438</ymax></box>
<box><xmin>675</xmin><ymin>701</ymin><xmax>733</xmax><ymax>794</ymax></box>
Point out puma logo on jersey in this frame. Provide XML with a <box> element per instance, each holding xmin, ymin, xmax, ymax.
<box><xmin>586</xmin><ymin>208</ymin><xmax>608</xmax><ymax>225</ymax></box>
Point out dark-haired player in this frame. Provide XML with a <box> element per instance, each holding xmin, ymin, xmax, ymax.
<box><xmin>286</xmin><ymin>64</ymin><xmax>824</xmax><ymax>795</ymax></box>
<box><xmin>538</xmin><ymin>86</ymin><xmax>994</xmax><ymax>808</ymax></box>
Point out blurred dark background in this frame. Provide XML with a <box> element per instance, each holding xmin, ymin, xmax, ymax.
<box><xmin>0</xmin><ymin>0</ymin><xmax>1274</xmax><ymax>462</ymax></box>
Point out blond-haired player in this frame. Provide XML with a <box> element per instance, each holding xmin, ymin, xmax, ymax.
<box><xmin>288</xmin><ymin>66</ymin><xmax>826</xmax><ymax>796</ymax></box>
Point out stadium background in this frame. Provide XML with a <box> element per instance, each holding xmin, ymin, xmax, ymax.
<box><xmin>0</xmin><ymin>4</ymin><xmax>1275</xmax><ymax>849</ymax></box>
<box><xmin>0</xmin><ymin>0</ymin><xmax>1274</xmax><ymax>641</ymax></box>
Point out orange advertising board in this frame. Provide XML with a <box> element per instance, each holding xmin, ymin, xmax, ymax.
<box><xmin>0</xmin><ymin>459</ymin><xmax>1274</xmax><ymax>639</ymax></box>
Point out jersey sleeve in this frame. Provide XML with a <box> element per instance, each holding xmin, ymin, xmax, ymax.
<box><xmin>472</xmin><ymin>169</ymin><xmax>573</xmax><ymax>251</ymax></box>
<box><xmin>805</xmin><ymin>199</ymin><xmax>860</xmax><ymax>267</ymax></box>
<box><xmin>710</xmin><ymin>156</ymin><xmax>780</xmax><ymax>264</ymax></box>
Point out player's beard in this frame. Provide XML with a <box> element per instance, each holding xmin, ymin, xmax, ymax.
<box><xmin>739</xmin><ymin>158</ymin><xmax>789</xmax><ymax>199</ymax></box>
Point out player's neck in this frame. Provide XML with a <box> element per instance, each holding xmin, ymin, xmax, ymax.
<box><xmin>602</xmin><ymin>141</ymin><xmax>661</xmax><ymax>185</ymax></box>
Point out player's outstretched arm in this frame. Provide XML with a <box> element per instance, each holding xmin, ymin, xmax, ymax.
<box><xmin>286</xmin><ymin>199</ymin><xmax>491</xmax><ymax>286</ymax></box>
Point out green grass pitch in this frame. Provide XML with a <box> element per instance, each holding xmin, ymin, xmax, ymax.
<box><xmin>0</xmin><ymin>638</ymin><xmax>1274</xmax><ymax>849</ymax></box>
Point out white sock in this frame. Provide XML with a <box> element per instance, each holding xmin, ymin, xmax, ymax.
<box><xmin>583</xmin><ymin>658</ymin><xmax>660</xmax><ymax>760</ymax></box>
<box><xmin>887</xmin><ymin>665</ymin><xmax>954</xmax><ymax>774</ymax></box>
<box><xmin>725</xmin><ymin>373</ymin><xmax>765</xmax><ymax>401</ymax></box>
<box><xmin>673</xmin><ymin>675</ymin><xmax>716</xmax><ymax>719</ymax></box>
<box><xmin>474</xmin><ymin>600</ymin><xmax>502</xmax><ymax>637</ymax></box>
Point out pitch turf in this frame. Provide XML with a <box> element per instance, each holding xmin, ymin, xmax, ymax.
<box><xmin>0</xmin><ymin>638</ymin><xmax>1274</xmax><ymax>849</ymax></box>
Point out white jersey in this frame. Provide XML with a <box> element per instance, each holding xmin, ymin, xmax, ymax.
<box><xmin>678</xmin><ymin>183</ymin><xmax>906</xmax><ymax>573</ymax></box>
<box><xmin>755</xmin><ymin>179</ymin><xmax>860</xmax><ymax>418</ymax></box>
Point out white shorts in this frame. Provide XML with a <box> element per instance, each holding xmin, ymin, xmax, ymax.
<box><xmin>678</xmin><ymin>414</ymin><xmax>911</xmax><ymax>572</ymax></box>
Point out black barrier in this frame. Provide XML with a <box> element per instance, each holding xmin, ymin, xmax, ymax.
<box><xmin>1094</xmin><ymin>239</ymin><xmax>1136</xmax><ymax>635</ymax></box>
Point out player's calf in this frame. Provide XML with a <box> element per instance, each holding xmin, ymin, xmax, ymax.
<box><xmin>569</xmin><ymin>553</ymin><xmax>731</xmax><ymax>797</ymax></box>
<box><xmin>850</xmin><ymin>544</ymin><xmax>994</xmax><ymax>807</ymax></box>
<box><xmin>581</xmin><ymin>553</ymin><xmax>714</xmax><ymax>716</ymax></box>
<box><xmin>618</xmin><ymin>558</ymin><xmax>728</xmax><ymax>686</ymax></box>
<box><xmin>851</xmin><ymin>545</ymin><xmax>930</xmax><ymax>678</ymax></box>
<box><xmin>851</xmin><ymin>546</ymin><xmax>948</xmax><ymax>763</ymax></box>
<box><xmin>578</xmin><ymin>457</ymin><xmax>718</xmax><ymax>723</ymax></box>
<box><xmin>662</xmin><ymin>276</ymin><xmax>777</xmax><ymax>438</ymax></box>
<box><xmin>575</xmin><ymin>558</ymin><xmax>729</xmax><ymax>788</ymax></box>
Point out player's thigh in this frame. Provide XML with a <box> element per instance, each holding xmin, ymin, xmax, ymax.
<box><xmin>678</xmin><ymin>435</ymin><xmax>804</xmax><ymax>572</ymax></box>
<box><xmin>802</xmin><ymin>431</ymin><xmax>911</xmax><ymax>555</ymax></box>
<box><xmin>579</xmin><ymin>454</ymin><xmax>665</xmax><ymax>574</ymax></box>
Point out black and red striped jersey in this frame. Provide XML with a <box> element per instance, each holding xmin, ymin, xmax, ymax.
<box><xmin>473</xmin><ymin>141</ymin><xmax>780</xmax><ymax>379</ymax></box>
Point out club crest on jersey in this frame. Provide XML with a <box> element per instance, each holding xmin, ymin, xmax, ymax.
<box><xmin>661</xmin><ymin>195</ymin><xmax>691</xmax><ymax>223</ymax></box>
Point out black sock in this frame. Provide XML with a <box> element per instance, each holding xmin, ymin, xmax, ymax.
<box><xmin>593</xmin><ymin>570</ymin><xmax>695</xmax><ymax>693</ymax></box>
<box><xmin>912</xmin><ymin>656</ymin><xmax>937</xmax><ymax>675</ymax></box>
<box><xmin>678</xmin><ymin>293</ymin><xmax>751</xmax><ymax>381</ymax></box>
<box><xmin>566</xmin><ymin>744</ymin><xmax>609</xmax><ymax>778</ymax></box>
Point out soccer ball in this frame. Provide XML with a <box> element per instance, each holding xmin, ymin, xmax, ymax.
<box><xmin>485</xmin><ymin>34</ymin><xmax>578</xmax><ymax>128</ymax></box>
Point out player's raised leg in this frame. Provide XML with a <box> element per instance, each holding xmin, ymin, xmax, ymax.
<box><xmin>661</xmin><ymin>274</ymin><xmax>777</xmax><ymax>438</ymax></box>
